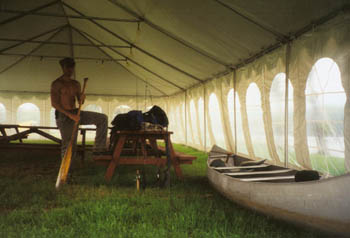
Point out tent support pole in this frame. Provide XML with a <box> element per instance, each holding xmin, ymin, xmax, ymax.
<box><xmin>0</xmin><ymin>89</ymin><xmax>165</xmax><ymax>98</ymax></box>
<box><xmin>62</xmin><ymin>2</ymin><xmax>203</xmax><ymax>83</ymax></box>
<box><xmin>0</xmin><ymin>27</ymin><xmax>65</xmax><ymax>75</ymax></box>
<box><xmin>0</xmin><ymin>9</ymin><xmax>141</xmax><ymax>23</ymax></box>
<box><xmin>233</xmin><ymin>69</ymin><xmax>237</xmax><ymax>155</ymax></box>
<box><xmin>73</xmin><ymin>27</ymin><xmax>168</xmax><ymax>96</ymax></box>
<box><xmin>213</xmin><ymin>0</ymin><xmax>288</xmax><ymax>42</ymax></box>
<box><xmin>169</xmin><ymin>5</ymin><xmax>348</xmax><ymax>97</ymax></box>
<box><xmin>0</xmin><ymin>24</ymin><xmax>67</xmax><ymax>54</ymax></box>
<box><xmin>0</xmin><ymin>38</ymin><xmax>130</xmax><ymax>48</ymax></box>
<box><xmin>108</xmin><ymin>0</ymin><xmax>230</xmax><ymax>67</ymax></box>
<box><xmin>0</xmin><ymin>53</ymin><xmax>125</xmax><ymax>61</ymax></box>
<box><xmin>0</xmin><ymin>0</ymin><xmax>60</xmax><ymax>26</ymax></box>
<box><xmin>73</xmin><ymin>26</ymin><xmax>185</xmax><ymax>91</ymax></box>
<box><xmin>185</xmin><ymin>91</ymin><xmax>187</xmax><ymax>145</ymax></box>
<box><xmin>59</xmin><ymin>1</ymin><xmax>74</xmax><ymax>60</ymax></box>
<box><xmin>204</xmin><ymin>85</ymin><xmax>207</xmax><ymax>152</ymax></box>
<box><xmin>284</xmin><ymin>43</ymin><xmax>291</xmax><ymax>168</ymax></box>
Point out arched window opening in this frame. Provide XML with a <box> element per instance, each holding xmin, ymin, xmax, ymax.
<box><xmin>0</xmin><ymin>103</ymin><xmax>6</xmax><ymax>124</ymax></box>
<box><xmin>17</xmin><ymin>103</ymin><xmax>40</xmax><ymax>126</ymax></box>
<box><xmin>305</xmin><ymin>57</ymin><xmax>345</xmax><ymax>175</ymax></box>
<box><xmin>113</xmin><ymin>105</ymin><xmax>130</xmax><ymax>119</ymax></box>
<box><xmin>227</xmin><ymin>89</ymin><xmax>235</xmax><ymax>137</ymax></box>
<box><xmin>246</xmin><ymin>83</ymin><xmax>270</xmax><ymax>159</ymax></box>
<box><xmin>208</xmin><ymin>93</ymin><xmax>225</xmax><ymax>148</ymax></box>
<box><xmin>235</xmin><ymin>94</ymin><xmax>248</xmax><ymax>155</ymax></box>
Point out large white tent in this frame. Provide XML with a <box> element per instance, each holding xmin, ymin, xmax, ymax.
<box><xmin>0</xmin><ymin>0</ymin><xmax>349</xmax><ymax>175</ymax></box>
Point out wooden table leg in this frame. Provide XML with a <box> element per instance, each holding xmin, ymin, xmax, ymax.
<box><xmin>81</xmin><ymin>129</ymin><xmax>86</xmax><ymax>164</ymax></box>
<box><xmin>0</xmin><ymin>127</ymin><xmax>8</xmax><ymax>143</ymax></box>
<box><xmin>166</xmin><ymin>134</ymin><xmax>183</xmax><ymax>179</ymax></box>
<box><xmin>149</xmin><ymin>138</ymin><xmax>160</xmax><ymax>157</ymax></box>
<box><xmin>15</xmin><ymin>126</ymin><xmax>23</xmax><ymax>143</ymax></box>
<box><xmin>105</xmin><ymin>135</ymin><xmax>126</xmax><ymax>181</ymax></box>
<box><xmin>140</xmin><ymin>137</ymin><xmax>147</xmax><ymax>161</ymax></box>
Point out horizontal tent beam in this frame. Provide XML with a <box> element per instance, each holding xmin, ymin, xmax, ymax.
<box><xmin>0</xmin><ymin>0</ymin><xmax>61</xmax><ymax>26</ymax></box>
<box><xmin>74</xmin><ymin>26</ymin><xmax>186</xmax><ymax>91</ymax></box>
<box><xmin>0</xmin><ymin>38</ymin><xmax>131</xmax><ymax>48</ymax></box>
<box><xmin>0</xmin><ymin>9</ymin><xmax>141</xmax><ymax>23</ymax></box>
<box><xmin>0</xmin><ymin>24</ymin><xmax>68</xmax><ymax>54</ymax></box>
<box><xmin>0</xmin><ymin>90</ymin><xmax>164</xmax><ymax>98</ymax></box>
<box><xmin>0</xmin><ymin>53</ymin><xmax>126</xmax><ymax>62</ymax></box>
<box><xmin>63</xmin><ymin>2</ymin><xmax>203</xmax><ymax>83</ymax></box>
<box><xmin>73</xmin><ymin>27</ymin><xmax>168</xmax><ymax>96</ymax></box>
<box><xmin>108</xmin><ymin>0</ymin><xmax>230</xmax><ymax>67</ymax></box>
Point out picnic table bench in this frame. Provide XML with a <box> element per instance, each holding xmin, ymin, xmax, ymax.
<box><xmin>93</xmin><ymin>130</ymin><xmax>197</xmax><ymax>182</ymax></box>
<box><xmin>0</xmin><ymin>124</ymin><xmax>93</xmax><ymax>161</ymax></box>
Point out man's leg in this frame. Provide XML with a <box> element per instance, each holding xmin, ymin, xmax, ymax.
<box><xmin>56</xmin><ymin>114</ymin><xmax>78</xmax><ymax>158</ymax></box>
<box><xmin>80</xmin><ymin>110</ymin><xmax>108</xmax><ymax>151</ymax></box>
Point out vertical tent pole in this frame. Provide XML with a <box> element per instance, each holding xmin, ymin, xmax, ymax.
<box><xmin>284</xmin><ymin>43</ymin><xmax>291</xmax><ymax>168</ymax></box>
<box><xmin>203</xmin><ymin>84</ymin><xmax>207</xmax><ymax>152</ymax></box>
<box><xmin>233</xmin><ymin>69</ymin><xmax>237</xmax><ymax>155</ymax></box>
<box><xmin>108</xmin><ymin>102</ymin><xmax>111</xmax><ymax>125</ymax></box>
<box><xmin>185</xmin><ymin>91</ymin><xmax>187</xmax><ymax>145</ymax></box>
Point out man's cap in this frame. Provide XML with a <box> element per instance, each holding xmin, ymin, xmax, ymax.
<box><xmin>59</xmin><ymin>57</ymin><xmax>75</xmax><ymax>68</ymax></box>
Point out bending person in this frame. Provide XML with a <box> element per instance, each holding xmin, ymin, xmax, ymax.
<box><xmin>51</xmin><ymin>57</ymin><xmax>108</xmax><ymax>158</ymax></box>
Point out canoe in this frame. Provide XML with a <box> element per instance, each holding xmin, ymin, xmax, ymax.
<box><xmin>207</xmin><ymin>145</ymin><xmax>350</xmax><ymax>236</ymax></box>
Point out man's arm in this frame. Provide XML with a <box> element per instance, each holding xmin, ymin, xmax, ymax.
<box><xmin>51</xmin><ymin>81</ymin><xmax>79</xmax><ymax>122</ymax></box>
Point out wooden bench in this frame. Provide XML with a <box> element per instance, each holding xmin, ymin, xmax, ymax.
<box><xmin>0</xmin><ymin>124</ymin><xmax>94</xmax><ymax>161</ymax></box>
<box><xmin>157</xmin><ymin>146</ymin><xmax>197</xmax><ymax>165</ymax></box>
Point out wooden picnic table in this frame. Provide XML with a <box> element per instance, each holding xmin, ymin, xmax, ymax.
<box><xmin>0</xmin><ymin>124</ymin><xmax>95</xmax><ymax>161</ymax></box>
<box><xmin>93</xmin><ymin>130</ymin><xmax>189</xmax><ymax>182</ymax></box>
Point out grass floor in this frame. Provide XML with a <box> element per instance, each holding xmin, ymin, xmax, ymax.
<box><xmin>0</xmin><ymin>143</ymin><xmax>325</xmax><ymax>238</ymax></box>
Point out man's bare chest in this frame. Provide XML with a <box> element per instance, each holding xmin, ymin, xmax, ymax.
<box><xmin>59</xmin><ymin>82</ymin><xmax>78</xmax><ymax>96</ymax></box>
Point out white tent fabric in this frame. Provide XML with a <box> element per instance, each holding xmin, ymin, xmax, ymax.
<box><xmin>0</xmin><ymin>0</ymin><xmax>349</xmax><ymax>175</ymax></box>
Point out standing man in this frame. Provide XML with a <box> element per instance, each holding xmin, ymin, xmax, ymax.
<box><xmin>51</xmin><ymin>57</ymin><xmax>108</xmax><ymax>158</ymax></box>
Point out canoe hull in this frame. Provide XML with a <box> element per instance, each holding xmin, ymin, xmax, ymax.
<box><xmin>207</xmin><ymin>166</ymin><xmax>350</xmax><ymax>236</ymax></box>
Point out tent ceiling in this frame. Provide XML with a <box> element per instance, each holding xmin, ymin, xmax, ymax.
<box><xmin>0</xmin><ymin>0</ymin><xmax>348</xmax><ymax>96</ymax></box>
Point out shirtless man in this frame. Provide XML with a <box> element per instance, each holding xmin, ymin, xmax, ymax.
<box><xmin>51</xmin><ymin>57</ymin><xmax>108</xmax><ymax>158</ymax></box>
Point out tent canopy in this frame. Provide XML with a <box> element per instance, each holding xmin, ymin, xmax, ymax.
<box><xmin>0</xmin><ymin>0</ymin><xmax>348</xmax><ymax>96</ymax></box>
<box><xmin>1</xmin><ymin>0</ymin><xmax>350</xmax><ymax>175</ymax></box>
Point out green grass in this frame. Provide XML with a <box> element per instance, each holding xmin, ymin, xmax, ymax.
<box><xmin>310</xmin><ymin>154</ymin><xmax>345</xmax><ymax>176</ymax></box>
<box><xmin>0</xmin><ymin>143</ymin><xmax>324</xmax><ymax>238</ymax></box>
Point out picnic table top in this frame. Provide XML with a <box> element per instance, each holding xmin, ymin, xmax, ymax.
<box><xmin>0</xmin><ymin>124</ymin><xmax>102</xmax><ymax>131</ymax></box>
<box><xmin>115</xmin><ymin>130</ymin><xmax>173</xmax><ymax>135</ymax></box>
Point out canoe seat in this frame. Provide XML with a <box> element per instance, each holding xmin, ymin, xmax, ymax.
<box><xmin>212</xmin><ymin>164</ymin><xmax>270</xmax><ymax>170</ymax></box>
<box><xmin>223</xmin><ymin>169</ymin><xmax>293</xmax><ymax>176</ymax></box>
<box><xmin>239</xmin><ymin>159</ymin><xmax>266</xmax><ymax>166</ymax></box>
<box><xmin>238</xmin><ymin>175</ymin><xmax>295</xmax><ymax>182</ymax></box>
